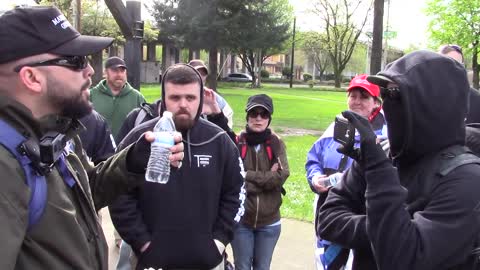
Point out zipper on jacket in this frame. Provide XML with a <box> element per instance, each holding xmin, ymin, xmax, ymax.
<box><xmin>254</xmin><ymin>195</ymin><xmax>260</xmax><ymax>228</ymax></box>
<box><xmin>253</xmin><ymin>149</ymin><xmax>260</xmax><ymax>228</ymax></box>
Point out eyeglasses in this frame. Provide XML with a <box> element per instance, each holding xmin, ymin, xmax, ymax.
<box><xmin>380</xmin><ymin>86</ymin><xmax>401</xmax><ymax>100</ymax></box>
<box><xmin>248</xmin><ymin>109</ymin><xmax>270</xmax><ymax>119</ymax></box>
<box><xmin>14</xmin><ymin>56</ymin><xmax>89</xmax><ymax>73</ymax></box>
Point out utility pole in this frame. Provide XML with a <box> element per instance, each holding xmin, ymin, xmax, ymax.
<box><xmin>370</xmin><ymin>0</ymin><xmax>384</xmax><ymax>74</ymax></box>
<box><xmin>289</xmin><ymin>17</ymin><xmax>296</xmax><ymax>88</ymax></box>
<box><xmin>382</xmin><ymin>0</ymin><xmax>391</xmax><ymax>68</ymax></box>
<box><xmin>72</xmin><ymin>0</ymin><xmax>81</xmax><ymax>32</ymax></box>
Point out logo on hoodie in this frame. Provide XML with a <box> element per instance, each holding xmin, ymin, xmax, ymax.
<box><xmin>194</xmin><ymin>154</ymin><xmax>212</xmax><ymax>167</ymax></box>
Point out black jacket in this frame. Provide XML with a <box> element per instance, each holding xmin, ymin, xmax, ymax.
<box><xmin>79</xmin><ymin>110</ymin><xmax>116</xmax><ymax>164</ymax></box>
<box><xmin>466</xmin><ymin>87</ymin><xmax>480</xmax><ymax>124</ymax></box>
<box><xmin>318</xmin><ymin>51</ymin><xmax>480</xmax><ymax>270</ymax></box>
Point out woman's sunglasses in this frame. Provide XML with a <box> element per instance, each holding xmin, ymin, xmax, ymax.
<box><xmin>248</xmin><ymin>109</ymin><xmax>270</xmax><ymax>119</ymax></box>
<box><xmin>14</xmin><ymin>55</ymin><xmax>89</xmax><ymax>72</ymax></box>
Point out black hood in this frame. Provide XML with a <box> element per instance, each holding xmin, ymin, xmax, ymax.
<box><xmin>159</xmin><ymin>64</ymin><xmax>204</xmax><ymax>124</ymax></box>
<box><xmin>379</xmin><ymin>50</ymin><xmax>469</xmax><ymax>165</ymax></box>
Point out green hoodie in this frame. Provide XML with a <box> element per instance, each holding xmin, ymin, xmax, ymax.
<box><xmin>89</xmin><ymin>80</ymin><xmax>146</xmax><ymax>139</ymax></box>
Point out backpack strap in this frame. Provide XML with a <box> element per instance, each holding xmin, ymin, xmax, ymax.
<box><xmin>236</xmin><ymin>132</ymin><xmax>275</xmax><ymax>162</ymax></box>
<box><xmin>265</xmin><ymin>138</ymin><xmax>273</xmax><ymax>161</ymax></box>
<box><xmin>236</xmin><ymin>132</ymin><xmax>248</xmax><ymax>160</ymax></box>
<box><xmin>438</xmin><ymin>146</ymin><xmax>480</xmax><ymax>176</ymax></box>
<box><xmin>134</xmin><ymin>108</ymin><xmax>148</xmax><ymax>127</ymax></box>
<box><xmin>407</xmin><ymin>145</ymin><xmax>480</xmax><ymax>214</ymax></box>
<box><xmin>0</xmin><ymin>119</ymin><xmax>47</xmax><ymax>231</ymax></box>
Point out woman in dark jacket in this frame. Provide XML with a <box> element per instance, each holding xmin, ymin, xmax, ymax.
<box><xmin>204</xmin><ymin>92</ymin><xmax>290</xmax><ymax>270</ymax></box>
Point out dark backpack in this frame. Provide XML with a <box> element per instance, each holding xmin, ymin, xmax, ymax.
<box><xmin>406</xmin><ymin>145</ymin><xmax>480</xmax><ymax>269</ymax></box>
<box><xmin>0</xmin><ymin>119</ymin><xmax>75</xmax><ymax>231</ymax></box>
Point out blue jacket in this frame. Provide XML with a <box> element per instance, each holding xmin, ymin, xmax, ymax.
<box><xmin>305</xmin><ymin>114</ymin><xmax>387</xmax><ymax>193</ymax></box>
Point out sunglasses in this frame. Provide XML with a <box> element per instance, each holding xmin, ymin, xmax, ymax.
<box><xmin>380</xmin><ymin>86</ymin><xmax>401</xmax><ymax>100</ymax></box>
<box><xmin>14</xmin><ymin>56</ymin><xmax>89</xmax><ymax>72</ymax></box>
<box><xmin>248</xmin><ymin>109</ymin><xmax>270</xmax><ymax>119</ymax></box>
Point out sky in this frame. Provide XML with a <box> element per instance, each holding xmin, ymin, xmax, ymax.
<box><xmin>2</xmin><ymin>0</ymin><xmax>430</xmax><ymax>50</ymax></box>
<box><xmin>290</xmin><ymin>0</ymin><xmax>430</xmax><ymax>50</ymax></box>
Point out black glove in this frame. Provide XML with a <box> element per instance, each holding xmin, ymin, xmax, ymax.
<box><xmin>126</xmin><ymin>133</ymin><xmax>151</xmax><ymax>173</ymax></box>
<box><xmin>337</xmin><ymin>110</ymin><xmax>389</xmax><ymax>170</ymax></box>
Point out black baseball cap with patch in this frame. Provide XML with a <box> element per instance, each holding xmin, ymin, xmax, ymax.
<box><xmin>105</xmin><ymin>57</ymin><xmax>127</xmax><ymax>69</ymax></box>
<box><xmin>246</xmin><ymin>94</ymin><xmax>274</xmax><ymax>114</ymax></box>
<box><xmin>0</xmin><ymin>6</ymin><xmax>113</xmax><ymax>64</ymax></box>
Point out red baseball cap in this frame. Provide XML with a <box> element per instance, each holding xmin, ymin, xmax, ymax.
<box><xmin>347</xmin><ymin>74</ymin><xmax>380</xmax><ymax>98</ymax></box>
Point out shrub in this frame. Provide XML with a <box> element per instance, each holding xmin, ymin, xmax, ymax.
<box><xmin>307</xmin><ymin>79</ymin><xmax>316</xmax><ymax>88</ymax></box>
<box><xmin>260</xmin><ymin>69</ymin><xmax>270</xmax><ymax>78</ymax></box>
<box><xmin>303</xmin><ymin>73</ymin><xmax>312</xmax><ymax>82</ymax></box>
<box><xmin>282</xmin><ymin>67</ymin><xmax>292</xmax><ymax>78</ymax></box>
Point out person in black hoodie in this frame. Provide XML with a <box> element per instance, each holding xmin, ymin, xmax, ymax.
<box><xmin>317</xmin><ymin>50</ymin><xmax>480</xmax><ymax>270</ymax></box>
<box><xmin>109</xmin><ymin>64</ymin><xmax>245</xmax><ymax>270</ymax></box>
<box><xmin>79</xmin><ymin>110</ymin><xmax>116</xmax><ymax>164</ymax></box>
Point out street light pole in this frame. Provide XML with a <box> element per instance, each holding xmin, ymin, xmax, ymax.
<box><xmin>290</xmin><ymin>17</ymin><xmax>296</xmax><ymax>88</ymax></box>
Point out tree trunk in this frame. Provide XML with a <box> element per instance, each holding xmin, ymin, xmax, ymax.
<box><xmin>370</xmin><ymin>0</ymin><xmax>384</xmax><ymax>74</ymax></box>
<box><xmin>219</xmin><ymin>49</ymin><xmax>226</xmax><ymax>78</ymax></box>
<box><xmin>109</xmin><ymin>46</ymin><xmax>118</xmax><ymax>57</ymax></box>
<box><xmin>230</xmin><ymin>54</ymin><xmax>236</xmax><ymax>73</ymax></box>
<box><xmin>334</xmin><ymin>70</ymin><xmax>342</xmax><ymax>88</ymax></box>
<box><xmin>208</xmin><ymin>47</ymin><xmax>218</xmax><ymax>91</ymax></box>
<box><xmin>91</xmin><ymin>51</ymin><xmax>103</xmax><ymax>86</ymax></box>
<box><xmin>473</xmin><ymin>48</ymin><xmax>479</xmax><ymax>90</ymax></box>
<box><xmin>188</xmin><ymin>48</ymin><xmax>193</xmax><ymax>61</ymax></box>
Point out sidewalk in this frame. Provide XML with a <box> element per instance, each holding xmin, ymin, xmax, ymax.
<box><xmin>101</xmin><ymin>208</ymin><xmax>315</xmax><ymax>270</ymax></box>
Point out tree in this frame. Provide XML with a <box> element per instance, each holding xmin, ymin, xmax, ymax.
<box><xmin>228</xmin><ymin>0</ymin><xmax>293</xmax><ymax>87</ymax></box>
<box><xmin>311</xmin><ymin>0</ymin><xmax>372</xmax><ymax>88</ymax></box>
<box><xmin>150</xmin><ymin>0</ymin><xmax>234</xmax><ymax>90</ymax></box>
<box><xmin>150</xmin><ymin>0</ymin><xmax>292</xmax><ymax>89</ymax></box>
<box><xmin>298</xmin><ymin>31</ymin><xmax>332</xmax><ymax>81</ymax></box>
<box><xmin>425</xmin><ymin>0</ymin><xmax>480</xmax><ymax>89</ymax></box>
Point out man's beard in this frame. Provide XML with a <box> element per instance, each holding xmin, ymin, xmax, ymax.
<box><xmin>46</xmin><ymin>77</ymin><xmax>93</xmax><ymax>119</ymax></box>
<box><xmin>173</xmin><ymin>110</ymin><xmax>195</xmax><ymax>132</ymax></box>
<box><xmin>108</xmin><ymin>77</ymin><xmax>126</xmax><ymax>90</ymax></box>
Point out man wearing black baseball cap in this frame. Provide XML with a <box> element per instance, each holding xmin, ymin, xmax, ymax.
<box><xmin>0</xmin><ymin>6</ymin><xmax>184</xmax><ymax>270</ymax></box>
<box><xmin>90</xmin><ymin>56</ymin><xmax>146</xmax><ymax>138</ymax></box>
<box><xmin>188</xmin><ymin>59</ymin><xmax>235</xmax><ymax>128</ymax></box>
<box><xmin>317</xmin><ymin>50</ymin><xmax>480</xmax><ymax>269</ymax></box>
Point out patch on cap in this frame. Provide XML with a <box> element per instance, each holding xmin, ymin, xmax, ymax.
<box><xmin>0</xmin><ymin>6</ymin><xmax>113</xmax><ymax>64</ymax></box>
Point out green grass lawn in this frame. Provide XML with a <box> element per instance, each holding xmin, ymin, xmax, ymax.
<box><xmin>140</xmin><ymin>83</ymin><xmax>348</xmax><ymax>222</ymax></box>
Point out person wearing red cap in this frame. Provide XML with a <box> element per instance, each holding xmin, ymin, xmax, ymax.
<box><xmin>305</xmin><ymin>74</ymin><xmax>388</xmax><ymax>270</ymax></box>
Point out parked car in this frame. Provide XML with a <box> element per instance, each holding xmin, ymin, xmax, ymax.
<box><xmin>224</xmin><ymin>72</ymin><xmax>253</xmax><ymax>82</ymax></box>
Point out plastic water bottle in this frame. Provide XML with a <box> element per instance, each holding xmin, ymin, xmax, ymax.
<box><xmin>145</xmin><ymin>111</ymin><xmax>176</xmax><ymax>184</ymax></box>
<box><xmin>322</xmin><ymin>173</ymin><xmax>342</xmax><ymax>188</ymax></box>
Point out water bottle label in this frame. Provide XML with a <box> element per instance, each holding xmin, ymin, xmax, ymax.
<box><xmin>153</xmin><ymin>132</ymin><xmax>174</xmax><ymax>147</ymax></box>
<box><xmin>329</xmin><ymin>175</ymin><xmax>338</xmax><ymax>186</ymax></box>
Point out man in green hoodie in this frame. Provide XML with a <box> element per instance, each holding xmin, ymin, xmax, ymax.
<box><xmin>90</xmin><ymin>56</ymin><xmax>146</xmax><ymax>138</ymax></box>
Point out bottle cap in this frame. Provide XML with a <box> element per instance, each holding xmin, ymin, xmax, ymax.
<box><xmin>163</xmin><ymin>111</ymin><xmax>173</xmax><ymax>118</ymax></box>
